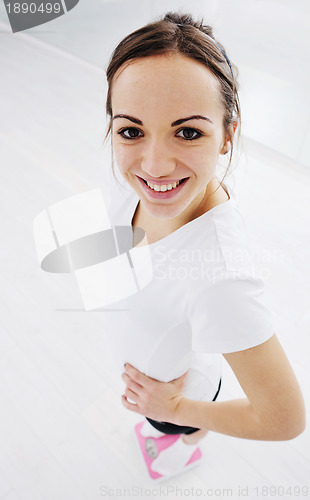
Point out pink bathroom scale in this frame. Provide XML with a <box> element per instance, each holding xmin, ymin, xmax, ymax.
<box><xmin>134</xmin><ymin>420</ymin><xmax>202</xmax><ymax>481</ymax></box>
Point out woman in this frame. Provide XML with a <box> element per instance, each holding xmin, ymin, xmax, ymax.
<box><xmin>103</xmin><ymin>11</ymin><xmax>306</xmax><ymax>479</ymax></box>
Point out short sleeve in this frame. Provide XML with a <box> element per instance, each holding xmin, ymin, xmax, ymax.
<box><xmin>188</xmin><ymin>273</ymin><xmax>276</xmax><ymax>353</ymax></box>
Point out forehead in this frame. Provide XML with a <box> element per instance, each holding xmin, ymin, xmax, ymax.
<box><xmin>111</xmin><ymin>53</ymin><xmax>224</xmax><ymax>120</ymax></box>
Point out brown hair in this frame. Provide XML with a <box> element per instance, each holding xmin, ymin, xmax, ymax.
<box><xmin>103</xmin><ymin>11</ymin><xmax>241</xmax><ymax>190</ymax></box>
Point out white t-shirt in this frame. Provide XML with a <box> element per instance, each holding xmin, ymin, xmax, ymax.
<box><xmin>103</xmin><ymin>174</ymin><xmax>276</xmax><ymax>403</ymax></box>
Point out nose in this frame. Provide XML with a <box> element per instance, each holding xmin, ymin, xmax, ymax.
<box><xmin>141</xmin><ymin>138</ymin><xmax>176</xmax><ymax>179</ymax></box>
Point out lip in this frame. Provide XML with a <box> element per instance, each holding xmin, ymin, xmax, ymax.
<box><xmin>139</xmin><ymin>176</ymin><xmax>188</xmax><ymax>185</ymax></box>
<box><xmin>136</xmin><ymin>175</ymin><xmax>190</xmax><ymax>200</ymax></box>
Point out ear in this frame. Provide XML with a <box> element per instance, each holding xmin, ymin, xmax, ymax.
<box><xmin>220</xmin><ymin>136</ymin><xmax>231</xmax><ymax>156</ymax></box>
<box><xmin>220</xmin><ymin>120</ymin><xmax>238</xmax><ymax>155</ymax></box>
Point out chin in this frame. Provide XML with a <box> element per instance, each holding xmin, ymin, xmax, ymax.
<box><xmin>144</xmin><ymin>202</ymin><xmax>185</xmax><ymax>220</ymax></box>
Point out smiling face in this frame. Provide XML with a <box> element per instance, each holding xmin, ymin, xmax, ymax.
<box><xmin>111</xmin><ymin>52</ymin><xmax>232</xmax><ymax>222</ymax></box>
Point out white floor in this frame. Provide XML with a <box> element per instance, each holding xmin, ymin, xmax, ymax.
<box><xmin>0</xmin><ymin>6</ymin><xmax>310</xmax><ymax>500</ymax></box>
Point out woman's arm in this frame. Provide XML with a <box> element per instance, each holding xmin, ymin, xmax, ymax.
<box><xmin>175</xmin><ymin>334</ymin><xmax>306</xmax><ymax>441</ymax></box>
<box><xmin>122</xmin><ymin>334</ymin><xmax>306</xmax><ymax>441</ymax></box>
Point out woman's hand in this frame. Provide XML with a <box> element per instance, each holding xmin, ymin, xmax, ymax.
<box><xmin>121</xmin><ymin>363</ymin><xmax>188</xmax><ymax>423</ymax></box>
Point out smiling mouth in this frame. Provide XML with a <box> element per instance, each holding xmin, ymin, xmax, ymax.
<box><xmin>138</xmin><ymin>176</ymin><xmax>189</xmax><ymax>191</ymax></box>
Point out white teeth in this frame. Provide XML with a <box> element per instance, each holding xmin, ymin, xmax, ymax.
<box><xmin>146</xmin><ymin>180</ymin><xmax>181</xmax><ymax>191</ymax></box>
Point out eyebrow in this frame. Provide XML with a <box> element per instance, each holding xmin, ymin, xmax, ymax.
<box><xmin>112</xmin><ymin>114</ymin><xmax>214</xmax><ymax>126</ymax></box>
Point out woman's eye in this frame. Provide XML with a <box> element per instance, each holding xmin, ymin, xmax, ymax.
<box><xmin>117</xmin><ymin>128</ymin><xmax>142</xmax><ymax>140</ymax></box>
<box><xmin>177</xmin><ymin>128</ymin><xmax>202</xmax><ymax>140</ymax></box>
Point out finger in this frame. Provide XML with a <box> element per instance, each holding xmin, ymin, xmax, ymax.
<box><xmin>121</xmin><ymin>394</ymin><xmax>140</xmax><ymax>413</ymax></box>
<box><xmin>124</xmin><ymin>387</ymin><xmax>139</xmax><ymax>401</ymax></box>
<box><xmin>124</xmin><ymin>363</ymin><xmax>153</xmax><ymax>386</ymax></box>
<box><xmin>122</xmin><ymin>372</ymin><xmax>144</xmax><ymax>391</ymax></box>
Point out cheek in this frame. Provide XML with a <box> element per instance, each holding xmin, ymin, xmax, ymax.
<box><xmin>113</xmin><ymin>145</ymin><xmax>132</xmax><ymax>172</ymax></box>
<box><xmin>184</xmin><ymin>150</ymin><xmax>215</xmax><ymax>176</ymax></box>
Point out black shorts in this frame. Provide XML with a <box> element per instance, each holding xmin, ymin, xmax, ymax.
<box><xmin>146</xmin><ymin>377</ymin><xmax>222</xmax><ymax>435</ymax></box>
